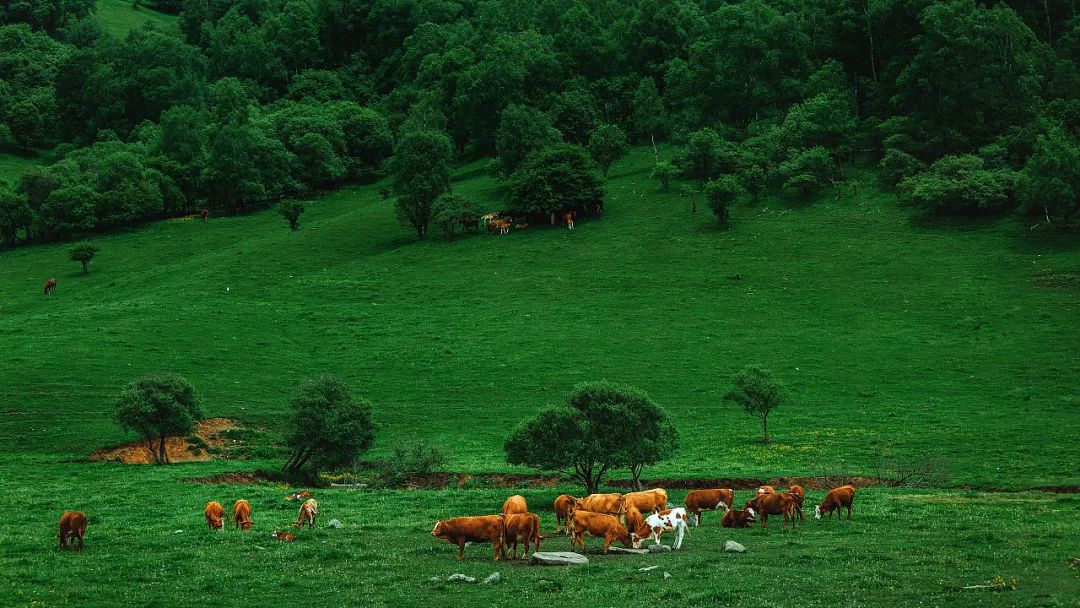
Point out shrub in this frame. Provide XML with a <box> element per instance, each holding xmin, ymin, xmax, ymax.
<box><xmin>278</xmin><ymin>199</ymin><xmax>305</xmax><ymax>230</ymax></box>
<box><xmin>282</xmin><ymin>375</ymin><xmax>375</xmax><ymax>477</ymax></box>
<box><xmin>724</xmin><ymin>366</ymin><xmax>789</xmax><ymax>443</ymax></box>
<box><xmin>704</xmin><ymin>175</ymin><xmax>743</xmax><ymax>223</ymax></box>
<box><xmin>380</xmin><ymin>439</ymin><xmax>448</xmax><ymax>486</ymax></box>
<box><xmin>898</xmin><ymin>155</ymin><xmax>1015</xmax><ymax>214</ymax></box>
<box><xmin>879</xmin><ymin>148</ymin><xmax>926</xmax><ymax>188</ymax></box>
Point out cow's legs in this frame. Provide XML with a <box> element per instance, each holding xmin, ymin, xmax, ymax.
<box><xmin>457</xmin><ymin>540</ymin><xmax>466</xmax><ymax>560</ymax></box>
<box><xmin>847</xmin><ymin>505</ymin><xmax>852</xmax><ymax>520</ymax></box>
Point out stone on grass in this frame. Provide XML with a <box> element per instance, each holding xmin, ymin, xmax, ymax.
<box><xmin>724</xmin><ymin>540</ymin><xmax>746</xmax><ymax>553</ymax></box>
<box><xmin>447</xmin><ymin>574</ymin><xmax>477</xmax><ymax>583</ymax></box>
<box><xmin>429</xmin><ymin>576</ymin><xmax>442</xmax><ymax>583</ymax></box>
<box><xmin>647</xmin><ymin>544</ymin><xmax>672</xmax><ymax>553</ymax></box>
<box><xmin>608</xmin><ymin>547</ymin><xmax>649</xmax><ymax>555</ymax></box>
<box><xmin>327</xmin><ymin>519</ymin><xmax>343</xmax><ymax>529</ymax></box>
<box><xmin>663</xmin><ymin>572</ymin><xmax>672</xmax><ymax>579</ymax></box>
<box><xmin>531</xmin><ymin>551</ymin><xmax>589</xmax><ymax>566</ymax></box>
<box><xmin>481</xmin><ymin>573</ymin><xmax>501</xmax><ymax>585</ymax></box>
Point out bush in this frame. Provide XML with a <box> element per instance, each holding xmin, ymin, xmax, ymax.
<box><xmin>278</xmin><ymin>199</ymin><xmax>305</xmax><ymax>230</ymax></box>
<box><xmin>430</xmin><ymin>194</ymin><xmax>481</xmax><ymax>236</ymax></box>
<box><xmin>508</xmin><ymin>144</ymin><xmax>604</xmax><ymax>215</ymax></box>
<box><xmin>704</xmin><ymin>175</ymin><xmax>743</xmax><ymax>223</ymax></box>
<box><xmin>282</xmin><ymin>375</ymin><xmax>376</xmax><ymax>477</ymax></box>
<box><xmin>651</xmin><ymin>161</ymin><xmax>677</xmax><ymax>191</ymax></box>
<box><xmin>380</xmin><ymin>439</ymin><xmax>448</xmax><ymax>486</ymax></box>
<box><xmin>879</xmin><ymin>148</ymin><xmax>926</xmax><ymax>188</ymax></box>
<box><xmin>898</xmin><ymin>155</ymin><xmax>1016</xmax><ymax>214</ymax></box>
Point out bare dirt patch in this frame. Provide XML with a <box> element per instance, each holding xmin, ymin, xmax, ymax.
<box><xmin>88</xmin><ymin>418</ymin><xmax>247</xmax><ymax>464</ymax></box>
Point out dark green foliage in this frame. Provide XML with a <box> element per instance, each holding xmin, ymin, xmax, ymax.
<box><xmin>391</xmin><ymin>130</ymin><xmax>455</xmax><ymax>240</ymax></box>
<box><xmin>741</xmin><ymin>165</ymin><xmax>766</xmax><ymax>203</ymax></box>
<box><xmin>507</xmin><ymin>144</ymin><xmax>604</xmax><ymax>215</ymax></box>
<box><xmin>113</xmin><ymin>374</ymin><xmax>202</xmax><ymax>464</ymax></box>
<box><xmin>0</xmin><ymin>0</ymin><xmax>94</xmax><ymax>33</ymax></box>
<box><xmin>899</xmin><ymin>155</ymin><xmax>1016</xmax><ymax>214</ymax></box>
<box><xmin>278</xmin><ymin>199</ymin><xmax>304</xmax><ymax>230</ymax></box>
<box><xmin>780</xmin><ymin>147</ymin><xmax>835</xmax><ymax>195</ymax></box>
<box><xmin>880</xmin><ymin>148</ymin><xmax>927</xmax><ymax>188</ymax></box>
<box><xmin>495</xmin><ymin>104</ymin><xmax>559</xmax><ymax>177</ymax></box>
<box><xmin>588</xmin><ymin>124</ymin><xmax>629</xmax><ymax>179</ymax></box>
<box><xmin>704</xmin><ymin>175</ymin><xmax>742</xmax><ymax>223</ymax></box>
<box><xmin>724</xmin><ymin>366</ymin><xmax>789</xmax><ymax>444</ymax></box>
<box><xmin>430</xmin><ymin>193</ymin><xmax>481</xmax><ymax>237</ymax></box>
<box><xmin>1017</xmin><ymin>127</ymin><xmax>1080</xmax><ymax>228</ymax></box>
<box><xmin>651</xmin><ymin>161</ymin><xmax>677</xmax><ymax>192</ymax></box>
<box><xmin>551</xmin><ymin>90</ymin><xmax>600</xmax><ymax>145</ymax></box>
<box><xmin>68</xmin><ymin>241</ymin><xmax>97</xmax><ymax>272</ymax></box>
<box><xmin>0</xmin><ymin>187</ymin><xmax>32</xmax><ymax>249</ymax></box>
<box><xmin>282</xmin><ymin>375</ymin><xmax>375</xmax><ymax>477</ymax></box>
<box><xmin>380</xmin><ymin>439</ymin><xmax>448</xmax><ymax>486</ymax></box>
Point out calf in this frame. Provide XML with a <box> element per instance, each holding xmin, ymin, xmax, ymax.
<box><xmin>205</xmin><ymin>501</ymin><xmax>225</xmax><ymax>531</ymax></box>
<box><xmin>58</xmin><ymin>512</ymin><xmax>87</xmax><ymax>551</ymax></box>
<box><xmin>553</xmin><ymin>494</ymin><xmax>578</xmax><ymax>534</ymax></box>
<box><xmin>721</xmin><ymin>508</ymin><xmax>756</xmax><ymax>528</ymax></box>
<box><xmin>43</xmin><ymin>278</ymin><xmax>56</xmax><ymax>295</ymax></box>
<box><xmin>488</xmin><ymin>218</ymin><xmax>511</xmax><ymax>235</ymax></box>
<box><xmin>285</xmin><ymin>490</ymin><xmax>312</xmax><ymax>502</ymax></box>
<box><xmin>233</xmin><ymin>499</ymin><xmax>253</xmax><ymax>531</ymax></box>
<box><xmin>503</xmin><ymin>512</ymin><xmax>543</xmax><ymax>559</ymax></box>
<box><xmin>684</xmin><ymin>488</ymin><xmax>735</xmax><ymax>526</ymax></box>
<box><xmin>501</xmin><ymin>494</ymin><xmax>527</xmax><ymax>515</ymax></box>
<box><xmin>569</xmin><ymin>510</ymin><xmax>632</xmax><ymax>554</ymax></box>
<box><xmin>624</xmin><ymin>488</ymin><xmax>668</xmax><ymax>514</ymax></box>
<box><xmin>788</xmin><ymin>485</ymin><xmax>806</xmax><ymax>521</ymax></box>
<box><xmin>816</xmin><ymin>485</ymin><xmax>856</xmax><ymax>521</ymax></box>
<box><xmin>573</xmin><ymin>493</ymin><xmax>625</xmax><ymax>519</ymax></box>
<box><xmin>564</xmin><ymin>211</ymin><xmax>574</xmax><ymax>230</ymax></box>
<box><xmin>632</xmin><ymin>508</ymin><xmax>691</xmax><ymax>550</ymax></box>
<box><xmin>431</xmin><ymin>516</ymin><xmax>505</xmax><ymax>561</ymax></box>
<box><xmin>745</xmin><ymin>493</ymin><xmax>797</xmax><ymax>529</ymax></box>
<box><xmin>757</xmin><ymin>485</ymin><xmax>777</xmax><ymax>495</ymax></box>
<box><xmin>294</xmin><ymin>498</ymin><xmax>318</xmax><ymax>529</ymax></box>
<box><xmin>271</xmin><ymin>531</ymin><xmax>296</xmax><ymax>542</ymax></box>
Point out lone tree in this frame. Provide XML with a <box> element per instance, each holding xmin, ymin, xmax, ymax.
<box><xmin>278</xmin><ymin>199</ymin><xmax>305</xmax><ymax>230</ymax></box>
<box><xmin>724</xmin><ymin>366</ymin><xmax>789</xmax><ymax>444</ymax></box>
<box><xmin>704</xmin><ymin>175</ymin><xmax>743</xmax><ymax>223</ymax></box>
<box><xmin>391</xmin><ymin>130</ymin><xmax>455</xmax><ymax>240</ymax></box>
<box><xmin>508</xmin><ymin>144</ymin><xmax>604</xmax><ymax>217</ymax></box>
<box><xmin>588</xmin><ymin>124</ymin><xmax>629</xmax><ymax>179</ymax></box>
<box><xmin>283</xmin><ymin>374</ymin><xmax>375</xmax><ymax>478</ymax></box>
<box><xmin>114</xmin><ymin>374</ymin><xmax>202</xmax><ymax>464</ymax></box>
<box><xmin>69</xmin><ymin>242</ymin><xmax>99</xmax><ymax>273</ymax></box>
<box><xmin>651</xmin><ymin>161</ymin><xmax>677</xmax><ymax>192</ymax></box>
<box><xmin>505</xmin><ymin>381</ymin><xmax>677</xmax><ymax>494</ymax></box>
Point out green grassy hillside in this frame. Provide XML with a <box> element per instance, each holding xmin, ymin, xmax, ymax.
<box><xmin>1</xmin><ymin>148</ymin><xmax>1077</xmax><ymax>488</ymax></box>
<box><xmin>95</xmin><ymin>0</ymin><xmax>177</xmax><ymax>38</ymax></box>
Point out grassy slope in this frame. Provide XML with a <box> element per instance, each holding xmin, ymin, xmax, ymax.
<box><xmin>0</xmin><ymin>150</ymin><xmax>50</xmax><ymax>184</ymax></box>
<box><xmin>95</xmin><ymin>0</ymin><xmax>177</xmax><ymax>38</ymax></box>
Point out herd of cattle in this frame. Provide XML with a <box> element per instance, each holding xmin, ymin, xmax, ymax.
<box><xmin>431</xmin><ymin>484</ymin><xmax>857</xmax><ymax>560</ymax></box>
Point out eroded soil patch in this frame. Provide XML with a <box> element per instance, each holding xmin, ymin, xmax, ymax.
<box><xmin>88</xmin><ymin>418</ymin><xmax>276</xmax><ymax>464</ymax></box>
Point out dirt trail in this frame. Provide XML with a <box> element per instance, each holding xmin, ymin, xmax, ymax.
<box><xmin>88</xmin><ymin>418</ymin><xmax>243</xmax><ymax>464</ymax></box>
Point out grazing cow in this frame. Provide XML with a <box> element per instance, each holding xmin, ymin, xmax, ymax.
<box><xmin>631</xmin><ymin>508</ymin><xmax>691</xmax><ymax>550</ymax></box>
<box><xmin>43</xmin><ymin>278</ymin><xmax>56</xmax><ymax>295</ymax></box>
<box><xmin>431</xmin><ymin>516</ymin><xmax>505</xmax><ymax>561</ymax></box>
<box><xmin>685</xmin><ymin>489</ymin><xmax>735</xmax><ymax>526</ymax></box>
<box><xmin>58</xmin><ymin>512</ymin><xmax>87</xmax><ymax>551</ymax></box>
<box><xmin>721</xmin><ymin>508</ymin><xmax>757</xmax><ymax>528</ymax></box>
<box><xmin>205</xmin><ymin>501</ymin><xmax>225</xmax><ymax>531</ymax></box>
<box><xmin>199</xmin><ymin>209</ymin><xmax>209</xmax><ymax>222</ymax></box>
<box><xmin>745</xmin><ymin>493</ymin><xmax>797</xmax><ymax>530</ymax></box>
<box><xmin>501</xmin><ymin>495</ymin><xmax>527</xmax><ymax>515</ymax></box>
<box><xmin>788</xmin><ymin>485</ymin><xmax>806</xmax><ymax>521</ymax></box>
<box><xmin>569</xmin><ymin>510</ymin><xmax>632</xmax><ymax>554</ymax></box>
<box><xmin>460</xmin><ymin>217</ymin><xmax>479</xmax><ymax>231</ymax></box>
<box><xmin>271</xmin><ymin>531</ymin><xmax>296</xmax><ymax>542</ymax></box>
<box><xmin>294</xmin><ymin>498</ymin><xmax>318</xmax><ymax>529</ymax></box>
<box><xmin>564</xmin><ymin>211</ymin><xmax>574</xmax><ymax>230</ymax></box>
<box><xmin>757</xmin><ymin>485</ymin><xmax>777</xmax><ymax>495</ymax></box>
<box><xmin>553</xmin><ymin>494</ymin><xmax>578</xmax><ymax>534</ymax></box>
<box><xmin>816</xmin><ymin>485</ymin><xmax>856</xmax><ymax>521</ymax></box>
<box><xmin>233</xmin><ymin>499</ymin><xmax>253</xmax><ymax>531</ymax></box>
<box><xmin>285</xmin><ymin>490</ymin><xmax>312</xmax><ymax>502</ymax></box>
<box><xmin>502</xmin><ymin>512</ymin><xmax>543</xmax><ymax>559</ymax></box>
<box><xmin>624</xmin><ymin>505</ymin><xmax>645</xmax><ymax>539</ymax></box>
<box><xmin>624</xmin><ymin>488</ymin><xmax>668</xmax><ymax>514</ymax></box>
<box><xmin>490</xmin><ymin>219</ymin><xmax>511</xmax><ymax>234</ymax></box>
<box><xmin>573</xmin><ymin>493</ymin><xmax>626</xmax><ymax>518</ymax></box>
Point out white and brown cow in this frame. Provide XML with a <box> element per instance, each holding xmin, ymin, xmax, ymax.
<box><xmin>631</xmin><ymin>507</ymin><xmax>691</xmax><ymax>550</ymax></box>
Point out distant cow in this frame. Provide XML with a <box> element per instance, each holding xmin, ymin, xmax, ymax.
<box><xmin>285</xmin><ymin>490</ymin><xmax>312</xmax><ymax>502</ymax></box>
<box><xmin>294</xmin><ymin>498</ymin><xmax>318</xmax><ymax>529</ymax></box>
<box><xmin>553</xmin><ymin>494</ymin><xmax>578</xmax><ymax>534</ymax></box>
<box><xmin>745</xmin><ymin>493</ymin><xmax>797</xmax><ymax>530</ymax></box>
<box><xmin>205</xmin><ymin>501</ymin><xmax>225</xmax><ymax>531</ymax></box>
<box><xmin>631</xmin><ymin>508</ymin><xmax>691</xmax><ymax>550</ymax></box>
<box><xmin>569</xmin><ymin>510</ymin><xmax>632</xmax><ymax>554</ymax></box>
<box><xmin>684</xmin><ymin>489</ymin><xmax>735</xmax><ymax>526</ymax></box>
<box><xmin>431</xmin><ymin>516</ymin><xmax>505</xmax><ymax>561</ymax></box>
<box><xmin>564</xmin><ymin>211</ymin><xmax>574</xmax><ymax>230</ymax></box>
<box><xmin>271</xmin><ymin>531</ymin><xmax>296</xmax><ymax>542</ymax></box>
<box><xmin>816</xmin><ymin>485</ymin><xmax>856</xmax><ymax>521</ymax></box>
<box><xmin>501</xmin><ymin>495</ymin><xmax>527</xmax><ymax>515</ymax></box>
<box><xmin>788</xmin><ymin>485</ymin><xmax>806</xmax><ymax>521</ymax></box>
<box><xmin>721</xmin><ymin>508</ymin><xmax>756</xmax><ymax>528</ymax></box>
<box><xmin>757</xmin><ymin>485</ymin><xmax>777</xmax><ymax>495</ymax></box>
<box><xmin>43</xmin><ymin>278</ymin><xmax>56</xmax><ymax>295</ymax></box>
<box><xmin>199</xmin><ymin>209</ymin><xmax>209</xmax><ymax>222</ymax></box>
<box><xmin>58</xmin><ymin>512</ymin><xmax>87</xmax><ymax>551</ymax></box>
<box><xmin>488</xmin><ymin>218</ymin><xmax>511</xmax><ymax>235</ymax></box>
<box><xmin>503</xmin><ymin>512</ymin><xmax>543</xmax><ymax>559</ymax></box>
<box><xmin>233</xmin><ymin>499</ymin><xmax>253</xmax><ymax>531</ymax></box>
<box><xmin>573</xmin><ymin>493</ymin><xmax>626</xmax><ymax>518</ymax></box>
<box><xmin>624</xmin><ymin>488</ymin><xmax>668</xmax><ymax>514</ymax></box>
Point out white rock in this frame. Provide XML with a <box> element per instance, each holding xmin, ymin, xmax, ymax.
<box><xmin>481</xmin><ymin>573</ymin><xmax>501</xmax><ymax>585</ymax></box>
<box><xmin>327</xmin><ymin>519</ymin><xmax>343</xmax><ymax>529</ymax></box>
<box><xmin>530</xmin><ymin>551</ymin><xmax>589</xmax><ymax>566</ymax></box>
<box><xmin>724</xmin><ymin>540</ymin><xmax>747</xmax><ymax>553</ymax></box>
<box><xmin>647</xmin><ymin>544</ymin><xmax>672</xmax><ymax>553</ymax></box>
<box><xmin>447</xmin><ymin>574</ymin><xmax>477</xmax><ymax>583</ymax></box>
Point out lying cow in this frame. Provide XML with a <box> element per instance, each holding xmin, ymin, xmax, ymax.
<box><xmin>205</xmin><ymin>501</ymin><xmax>225</xmax><ymax>531</ymax></box>
<box><xmin>233</xmin><ymin>499</ymin><xmax>253</xmax><ymax>531</ymax></box>
<box><xmin>788</xmin><ymin>485</ymin><xmax>806</xmax><ymax>521</ymax></box>
<box><xmin>285</xmin><ymin>490</ymin><xmax>312</xmax><ymax>502</ymax></box>
<box><xmin>503</xmin><ymin>512</ymin><xmax>543</xmax><ymax>559</ymax></box>
<box><xmin>816</xmin><ymin>485</ymin><xmax>856</xmax><ymax>521</ymax></box>
<box><xmin>431</xmin><ymin>515</ymin><xmax>505</xmax><ymax>561</ymax></box>
<box><xmin>684</xmin><ymin>488</ymin><xmax>735</xmax><ymax>526</ymax></box>
<box><xmin>501</xmin><ymin>494</ymin><xmax>527</xmax><ymax>515</ymax></box>
<box><xmin>721</xmin><ymin>508</ymin><xmax>756</xmax><ymax>528</ymax></box>
<box><xmin>271</xmin><ymin>530</ymin><xmax>296</xmax><ymax>542</ymax></box>
<box><xmin>631</xmin><ymin>508</ymin><xmax>691</xmax><ymax>550</ymax></box>
<box><xmin>294</xmin><ymin>498</ymin><xmax>318</xmax><ymax>529</ymax></box>
<box><xmin>58</xmin><ymin>512</ymin><xmax>87</xmax><ymax>551</ymax></box>
<box><xmin>745</xmin><ymin>493</ymin><xmax>797</xmax><ymax>530</ymax></box>
<box><xmin>553</xmin><ymin>494</ymin><xmax>578</xmax><ymax>534</ymax></box>
<box><xmin>757</xmin><ymin>485</ymin><xmax>777</xmax><ymax>495</ymax></box>
<box><xmin>573</xmin><ymin>493</ymin><xmax>625</xmax><ymax>518</ymax></box>
<box><xmin>569</xmin><ymin>510</ymin><xmax>632</xmax><ymax>554</ymax></box>
<box><xmin>624</xmin><ymin>488</ymin><xmax>668</xmax><ymax>514</ymax></box>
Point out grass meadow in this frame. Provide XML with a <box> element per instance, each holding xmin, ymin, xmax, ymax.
<box><xmin>95</xmin><ymin>0</ymin><xmax>177</xmax><ymax>38</ymax></box>
<box><xmin>0</xmin><ymin>147</ymin><xmax>1077</xmax><ymax>606</ymax></box>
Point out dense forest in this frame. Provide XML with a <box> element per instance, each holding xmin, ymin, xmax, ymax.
<box><xmin>1</xmin><ymin>0</ymin><xmax>1079</xmax><ymax>248</ymax></box>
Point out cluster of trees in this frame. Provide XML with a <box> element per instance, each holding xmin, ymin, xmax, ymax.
<box><xmin>3</xmin><ymin>0</ymin><xmax>1079</xmax><ymax>249</ymax></box>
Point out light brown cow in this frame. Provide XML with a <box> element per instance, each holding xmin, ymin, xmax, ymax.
<box><xmin>624</xmin><ymin>488</ymin><xmax>668</xmax><ymax>514</ymax></box>
<box><xmin>745</xmin><ymin>493</ymin><xmax>797</xmax><ymax>530</ymax></box>
<box><xmin>684</xmin><ymin>489</ymin><xmax>735</xmax><ymax>527</ymax></box>
<box><xmin>233</xmin><ymin>499</ymin><xmax>253</xmax><ymax>531</ymax></box>
<box><xmin>58</xmin><ymin>512</ymin><xmax>87</xmax><ymax>551</ymax></box>
<box><xmin>721</xmin><ymin>508</ymin><xmax>756</xmax><ymax>528</ymax></box>
<box><xmin>431</xmin><ymin>516</ymin><xmax>505</xmax><ymax>561</ymax></box>
<box><xmin>569</xmin><ymin>510</ymin><xmax>632</xmax><ymax>554</ymax></box>
<box><xmin>553</xmin><ymin>494</ymin><xmax>578</xmax><ymax>534</ymax></box>
<box><xmin>573</xmin><ymin>493</ymin><xmax>626</xmax><ymax>518</ymax></box>
<box><xmin>503</xmin><ymin>512</ymin><xmax>543</xmax><ymax>559</ymax></box>
<box><xmin>43</xmin><ymin>278</ymin><xmax>56</xmax><ymax>295</ymax></box>
<box><xmin>788</xmin><ymin>485</ymin><xmax>806</xmax><ymax>521</ymax></box>
<box><xmin>816</xmin><ymin>485</ymin><xmax>856</xmax><ymax>521</ymax></box>
<box><xmin>294</xmin><ymin>498</ymin><xmax>318</xmax><ymax>529</ymax></box>
<box><xmin>501</xmin><ymin>495</ymin><xmax>527</xmax><ymax>515</ymax></box>
<box><xmin>757</xmin><ymin>485</ymin><xmax>777</xmax><ymax>495</ymax></box>
<box><xmin>205</xmin><ymin>501</ymin><xmax>225</xmax><ymax>531</ymax></box>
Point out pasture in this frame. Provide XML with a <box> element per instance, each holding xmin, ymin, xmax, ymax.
<box><xmin>94</xmin><ymin>0</ymin><xmax>177</xmax><ymax>38</ymax></box>
<box><xmin>0</xmin><ymin>148</ymin><xmax>1077</xmax><ymax>606</ymax></box>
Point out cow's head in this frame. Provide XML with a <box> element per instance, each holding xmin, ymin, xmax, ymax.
<box><xmin>241</xmin><ymin>519</ymin><xmax>253</xmax><ymax>531</ymax></box>
<box><xmin>432</xmin><ymin>520</ymin><xmax>446</xmax><ymax>538</ymax></box>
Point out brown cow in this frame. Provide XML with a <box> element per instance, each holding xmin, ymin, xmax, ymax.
<box><xmin>573</xmin><ymin>493</ymin><xmax>626</xmax><ymax>518</ymax></box>
<box><xmin>721</xmin><ymin>508</ymin><xmax>756</xmax><ymax>528</ymax></box>
<box><xmin>502</xmin><ymin>512</ymin><xmax>543</xmax><ymax>559</ymax></box>
<box><xmin>199</xmin><ymin>209</ymin><xmax>209</xmax><ymax>222</ymax></box>
<box><xmin>43</xmin><ymin>278</ymin><xmax>56</xmax><ymax>295</ymax></box>
<box><xmin>501</xmin><ymin>495</ymin><xmax>527</xmax><ymax>515</ymax></box>
<box><xmin>205</xmin><ymin>501</ymin><xmax>225</xmax><ymax>531</ymax></box>
<box><xmin>684</xmin><ymin>489</ymin><xmax>735</xmax><ymax>527</ymax></box>
<box><xmin>271</xmin><ymin>530</ymin><xmax>296</xmax><ymax>542</ymax></box>
<box><xmin>788</xmin><ymin>485</ymin><xmax>806</xmax><ymax>521</ymax></box>
<box><xmin>624</xmin><ymin>488</ymin><xmax>668</xmax><ymax>514</ymax></box>
<box><xmin>564</xmin><ymin>211</ymin><xmax>574</xmax><ymax>230</ymax></box>
<box><xmin>285</xmin><ymin>490</ymin><xmax>312</xmax><ymax>502</ymax></box>
<box><xmin>745</xmin><ymin>493</ymin><xmax>797</xmax><ymax>530</ymax></box>
<box><xmin>553</xmin><ymin>494</ymin><xmax>578</xmax><ymax>534</ymax></box>
<box><xmin>569</xmin><ymin>510</ymin><xmax>632</xmax><ymax>554</ymax></box>
<box><xmin>757</xmin><ymin>485</ymin><xmax>777</xmax><ymax>495</ymax></box>
<box><xmin>816</xmin><ymin>485</ymin><xmax>856</xmax><ymax>521</ymax></box>
<box><xmin>58</xmin><ymin>512</ymin><xmax>87</xmax><ymax>551</ymax></box>
<box><xmin>431</xmin><ymin>516</ymin><xmax>505</xmax><ymax>561</ymax></box>
<box><xmin>624</xmin><ymin>505</ymin><xmax>645</xmax><ymax>539</ymax></box>
<box><xmin>294</xmin><ymin>498</ymin><xmax>318</xmax><ymax>529</ymax></box>
<box><xmin>488</xmin><ymin>218</ymin><xmax>511</xmax><ymax>235</ymax></box>
<box><xmin>233</xmin><ymin>499</ymin><xmax>253</xmax><ymax>531</ymax></box>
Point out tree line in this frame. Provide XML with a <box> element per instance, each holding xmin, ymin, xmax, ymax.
<box><xmin>2</xmin><ymin>0</ymin><xmax>1079</xmax><ymax>250</ymax></box>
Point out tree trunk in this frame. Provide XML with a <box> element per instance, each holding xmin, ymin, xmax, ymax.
<box><xmin>630</xmin><ymin>465</ymin><xmax>643</xmax><ymax>491</ymax></box>
<box><xmin>81</xmin><ymin>261</ymin><xmax>88</xmax><ymax>273</ymax></box>
<box><xmin>158</xmin><ymin>433</ymin><xmax>168</xmax><ymax>465</ymax></box>
<box><xmin>864</xmin><ymin>2</ymin><xmax>878</xmax><ymax>82</ymax></box>
<box><xmin>762</xmin><ymin>415</ymin><xmax>771</xmax><ymax>444</ymax></box>
<box><xmin>650</xmin><ymin>133</ymin><xmax>658</xmax><ymax>164</ymax></box>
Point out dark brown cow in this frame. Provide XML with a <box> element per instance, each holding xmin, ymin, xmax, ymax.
<box><xmin>204</xmin><ymin>501</ymin><xmax>225</xmax><ymax>531</ymax></box>
<box><xmin>553</xmin><ymin>494</ymin><xmax>578</xmax><ymax>534</ymax></box>
<box><xmin>503</xmin><ymin>512</ymin><xmax>543</xmax><ymax>559</ymax></box>
<box><xmin>684</xmin><ymin>489</ymin><xmax>735</xmax><ymax>527</ymax></box>
<box><xmin>816</xmin><ymin>485</ymin><xmax>856</xmax><ymax>521</ymax></box>
<box><xmin>501</xmin><ymin>495</ymin><xmax>527</xmax><ymax>515</ymax></box>
<box><xmin>58</xmin><ymin>512</ymin><xmax>87</xmax><ymax>551</ymax></box>
<box><xmin>569</xmin><ymin>510</ymin><xmax>632</xmax><ymax>554</ymax></box>
<box><xmin>43</xmin><ymin>278</ymin><xmax>56</xmax><ymax>295</ymax></box>
<box><xmin>721</xmin><ymin>508</ymin><xmax>756</xmax><ymax>528</ymax></box>
<box><xmin>199</xmin><ymin>209</ymin><xmax>209</xmax><ymax>222</ymax></box>
<box><xmin>745</xmin><ymin>493</ymin><xmax>797</xmax><ymax>529</ymax></box>
<box><xmin>431</xmin><ymin>516</ymin><xmax>505</xmax><ymax>561</ymax></box>
<box><xmin>788</xmin><ymin>485</ymin><xmax>806</xmax><ymax>521</ymax></box>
